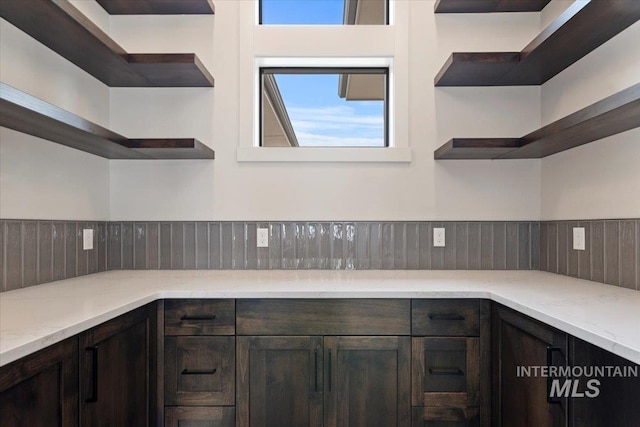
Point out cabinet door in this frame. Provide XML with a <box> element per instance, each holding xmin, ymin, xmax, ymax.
<box><xmin>493</xmin><ymin>305</ymin><xmax>568</xmax><ymax>427</ymax></box>
<box><xmin>324</xmin><ymin>336</ymin><xmax>411</xmax><ymax>427</ymax></box>
<box><xmin>569</xmin><ymin>337</ymin><xmax>640</xmax><ymax>427</ymax></box>
<box><xmin>165</xmin><ymin>407</ymin><xmax>235</xmax><ymax>427</ymax></box>
<box><xmin>237</xmin><ymin>336</ymin><xmax>323</xmax><ymax>427</ymax></box>
<box><xmin>0</xmin><ymin>338</ymin><xmax>78</xmax><ymax>427</ymax></box>
<box><xmin>79</xmin><ymin>305</ymin><xmax>155</xmax><ymax>427</ymax></box>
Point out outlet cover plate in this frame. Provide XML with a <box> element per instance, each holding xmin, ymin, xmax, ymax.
<box><xmin>573</xmin><ymin>227</ymin><xmax>586</xmax><ymax>251</ymax></box>
<box><xmin>433</xmin><ymin>227</ymin><xmax>445</xmax><ymax>247</ymax></box>
<box><xmin>257</xmin><ymin>228</ymin><xmax>269</xmax><ymax>248</ymax></box>
<box><xmin>83</xmin><ymin>229</ymin><xmax>94</xmax><ymax>251</ymax></box>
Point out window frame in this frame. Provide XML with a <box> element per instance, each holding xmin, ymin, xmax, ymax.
<box><xmin>259</xmin><ymin>67</ymin><xmax>390</xmax><ymax>148</ymax></box>
<box><xmin>258</xmin><ymin>0</ymin><xmax>391</xmax><ymax>26</ymax></box>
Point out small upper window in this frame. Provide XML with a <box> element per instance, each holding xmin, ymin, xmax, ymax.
<box><xmin>260</xmin><ymin>0</ymin><xmax>389</xmax><ymax>25</ymax></box>
<box><xmin>260</xmin><ymin>68</ymin><xmax>388</xmax><ymax>148</ymax></box>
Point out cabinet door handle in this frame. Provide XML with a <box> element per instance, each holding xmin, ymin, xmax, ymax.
<box><xmin>85</xmin><ymin>345</ymin><xmax>99</xmax><ymax>403</ymax></box>
<box><xmin>546</xmin><ymin>346</ymin><xmax>563</xmax><ymax>404</ymax></box>
<box><xmin>428</xmin><ymin>367</ymin><xmax>464</xmax><ymax>376</ymax></box>
<box><xmin>428</xmin><ymin>313</ymin><xmax>465</xmax><ymax>321</ymax></box>
<box><xmin>181</xmin><ymin>368</ymin><xmax>217</xmax><ymax>375</ymax></box>
<box><xmin>328</xmin><ymin>349</ymin><xmax>332</xmax><ymax>392</ymax></box>
<box><xmin>180</xmin><ymin>315</ymin><xmax>217</xmax><ymax>321</ymax></box>
<box><xmin>314</xmin><ymin>349</ymin><xmax>319</xmax><ymax>392</ymax></box>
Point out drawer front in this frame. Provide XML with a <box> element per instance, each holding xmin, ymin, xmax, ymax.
<box><xmin>165</xmin><ymin>299</ymin><xmax>235</xmax><ymax>336</ymax></box>
<box><xmin>165</xmin><ymin>336</ymin><xmax>235</xmax><ymax>406</ymax></box>
<box><xmin>412</xmin><ymin>337</ymin><xmax>480</xmax><ymax>408</ymax></box>
<box><xmin>237</xmin><ymin>299</ymin><xmax>410</xmax><ymax>335</ymax></box>
<box><xmin>412</xmin><ymin>407</ymin><xmax>479</xmax><ymax>427</ymax></box>
<box><xmin>165</xmin><ymin>407</ymin><xmax>235</xmax><ymax>427</ymax></box>
<box><xmin>412</xmin><ymin>300</ymin><xmax>479</xmax><ymax>336</ymax></box>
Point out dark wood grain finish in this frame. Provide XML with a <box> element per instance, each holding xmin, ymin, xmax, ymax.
<box><xmin>569</xmin><ymin>337</ymin><xmax>640</xmax><ymax>427</ymax></box>
<box><xmin>412</xmin><ymin>337</ymin><xmax>480</xmax><ymax>408</ymax></box>
<box><xmin>435</xmin><ymin>84</ymin><xmax>640</xmax><ymax>160</ymax></box>
<box><xmin>164</xmin><ymin>406</ymin><xmax>236</xmax><ymax>427</ymax></box>
<box><xmin>0</xmin><ymin>0</ymin><xmax>214</xmax><ymax>87</ymax></box>
<box><xmin>500</xmin><ymin>83</ymin><xmax>640</xmax><ymax>159</ymax></box>
<box><xmin>165</xmin><ymin>299</ymin><xmax>235</xmax><ymax>335</ymax></box>
<box><xmin>325</xmin><ymin>336</ymin><xmax>411</xmax><ymax>427</ymax></box>
<box><xmin>0</xmin><ymin>338</ymin><xmax>78</xmax><ymax>427</ymax></box>
<box><xmin>435</xmin><ymin>1</ymin><xmax>640</xmax><ymax>86</ymax></box>
<box><xmin>97</xmin><ymin>0</ymin><xmax>215</xmax><ymax>15</ymax></box>
<box><xmin>411</xmin><ymin>406</ymin><xmax>480</xmax><ymax>427</ymax></box>
<box><xmin>434</xmin><ymin>138</ymin><xmax>520</xmax><ymax>159</ymax></box>
<box><xmin>79</xmin><ymin>305</ymin><xmax>156</xmax><ymax>427</ymax></box>
<box><xmin>0</xmin><ymin>84</ymin><xmax>215</xmax><ymax>160</ymax></box>
<box><xmin>125</xmin><ymin>139</ymin><xmax>215</xmax><ymax>159</ymax></box>
<box><xmin>165</xmin><ymin>336</ymin><xmax>235</xmax><ymax>405</ymax></box>
<box><xmin>237</xmin><ymin>299</ymin><xmax>411</xmax><ymax>335</ymax></box>
<box><xmin>0</xmin><ymin>83</ymin><xmax>145</xmax><ymax>159</ymax></box>
<box><xmin>165</xmin><ymin>407</ymin><xmax>234</xmax><ymax>427</ymax></box>
<box><xmin>434</xmin><ymin>0</ymin><xmax>551</xmax><ymax>13</ymax></box>
<box><xmin>237</xmin><ymin>336</ymin><xmax>323</xmax><ymax>427</ymax></box>
<box><xmin>412</xmin><ymin>299</ymin><xmax>480</xmax><ymax>336</ymax></box>
<box><xmin>492</xmin><ymin>304</ymin><xmax>568</xmax><ymax>427</ymax></box>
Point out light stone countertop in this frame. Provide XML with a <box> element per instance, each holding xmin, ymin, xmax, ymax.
<box><xmin>1</xmin><ymin>270</ymin><xmax>639</xmax><ymax>366</ymax></box>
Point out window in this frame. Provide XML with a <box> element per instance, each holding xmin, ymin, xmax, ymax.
<box><xmin>260</xmin><ymin>0</ymin><xmax>389</xmax><ymax>25</ymax></box>
<box><xmin>260</xmin><ymin>68</ymin><xmax>388</xmax><ymax>147</ymax></box>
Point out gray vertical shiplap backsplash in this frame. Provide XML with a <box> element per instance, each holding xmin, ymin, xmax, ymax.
<box><xmin>1</xmin><ymin>219</ymin><xmax>638</xmax><ymax>292</ymax></box>
<box><xmin>539</xmin><ymin>220</ymin><xmax>639</xmax><ymax>291</ymax></box>
<box><xmin>0</xmin><ymin>220</ymin><xmax>107</xmax><ymax>292</ymax></box>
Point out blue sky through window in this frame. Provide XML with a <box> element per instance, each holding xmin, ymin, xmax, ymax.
<box><xmin>274</xmin><ymin>73</ymin><xmax>385</xmax><ymax>147</ymax></box>
<box><xmin>261</xmin><ymin>0</ymin><xmax>345</xmax><ymax>25</ymax></box>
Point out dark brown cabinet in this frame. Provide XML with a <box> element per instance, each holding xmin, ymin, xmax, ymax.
<box><xmin>0</xmin><ymin>338</ymin><xmax>78</xmax><ymax>427</ymax></box>
<box><xmin>324</xmin><ymin>336</ymin><xmax>411</xmax><ymax>427</ymax></box>
<box><xmin>569</xmin><ymin>337</ymin><xmax>640</xmax><ymax>427</ymax></box>
<box><xmin>236</xmin><ymin>299</ymin><xmax>412</xmax><ymax>427</ymax></box>
<box><xmin>492</xmin><ymin>304</ymin><xmax>568</xmax><ymax>427</ymax></box>
<box><xmin>79</xmin><ymin>305</ymin><xmax>157</xmax><ymax>427</ymax></box>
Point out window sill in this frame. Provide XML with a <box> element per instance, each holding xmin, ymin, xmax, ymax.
<box><xmin>236</xmin><ymin>147</ymin><xmax>412</xmax><ymax>163</ymax></box>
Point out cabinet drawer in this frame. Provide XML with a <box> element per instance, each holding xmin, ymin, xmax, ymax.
<box><xmin>412</xmin><ymin>407</ymin><xmax>479</xmax><ymax>427</ymax></box>
<box><xmin>165</xmin><ymin>299</ymin><xmax>235</xmax><ymax>336</ymax></box>
<box><xmin>237</xmin><ymin>299</ymin><xmax>410</xmax><ymax>335</ymax></box>
<box><xmin>412</xmin><ymin>337</ymin><xmax>479</xmax><ymax>408</ymax></box>
<box><xmin>165</xmin><ymin>336</ymin><xmax>235</xmax><ymax>406</ymax></box>
<box><xmin>165</xmin><ymin>407</ymin><xmax>235</xmax><ymax>427</ymax></box>
<box><xmin>412</xmin><ymin>300</ymin><xmax>479</xmax><ymax>336</ymax></box>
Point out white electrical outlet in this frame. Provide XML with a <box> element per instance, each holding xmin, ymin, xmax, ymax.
<box><xmin>433</xmin><ymin>228</ymin><xmax>445</xmax><ymax>247</ymax></box>
<box><xmin>257</xmin><ymin>228</ymin><xmax>269</xmax><ymax>248</ymax></box>
<box><xmin>83</xmin><ymin>229</ymin><xmax>94</xmax><ymax>251</ymax></box>
<box><xmin>573</xmin><ymin>227</ymin><xmax>586</xmax><ymax>251</ymax></box>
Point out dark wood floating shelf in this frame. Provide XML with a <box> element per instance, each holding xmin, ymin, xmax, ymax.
<box><xmin>0</xmin><ymin>83</ymin><xmax>214</xmax><ymax>160</ymax></box>
<box><xmin>435</xmin><ymin>0</ymin><xmax>551</xmax><ymax>13</ymax></box>
<box><xmin>435</xmin><ymin>0</ymin><xmax>640</xmax><ymax>86</ymax></box>
<box><xmin>0</xmin><ymin>0</ymin><xmax>214</xmax><ymax>87</ymax></box>
<box><xmin>434</xmin><ymin>84</ymin><xmax>640</xmax><ymax>160</ymax></box>
<box><xmin>97</xmin><ymin>0</ymin><xmax>215</xmax><ymax>15</ymax></box>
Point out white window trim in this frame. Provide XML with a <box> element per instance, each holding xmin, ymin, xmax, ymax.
<box><xmin>238</xmin><ymin>56</ymin><xmax>411</xmax><ymax>163</ymax></box>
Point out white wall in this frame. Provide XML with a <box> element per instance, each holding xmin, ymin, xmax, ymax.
<box><xmin>0</xmin><ymin>12</ymin><xmax>110</xmax><ymax>220</ymax></box>
<box><xmin>108</xmin><ymin>0</ymin><xmax>543</xmax><ymax>221</ymax></box>
<box><xmin>540</xmin><ymin>0</ymin><xmax>640</xmax><ymax>220</ymax></box>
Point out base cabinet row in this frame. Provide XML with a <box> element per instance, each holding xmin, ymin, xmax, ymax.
<box><xmin>2</xmin><ymin>298</ymin><xmax>639</xmax><ymax>427</ymax></box>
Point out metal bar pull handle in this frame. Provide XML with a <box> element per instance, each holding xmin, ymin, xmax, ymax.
<box><xmin>546</xmin><ymin>346</ymin><xmax>563</xmax><ymax>404</ymax></box>
<box><xmin>328</xmin><ymin>349</ymin><xmax>332</xmax><ymax>392</ymax></box>
<box><xmin>428</xmin><ymin>313</ymin><xmax>465</xmax><ymax>321</ymax></box>
<box><xmin>85</xmin><ymin>345</ymin><xmax>99</xmax><ymax>403</ymax></box>
<box><xmin>314</xmin><ymin>349</ymin><xmax>319</xmax><ymax>392</ymax></box>
<box><xmin>180</xmin><ymin>315</ymin><xmax>217</xmax><ymax>321</ymax></box>
<box><xmin>181</xmin><ymin>368</ymin><xmax>217</xmax><ymax>375</ymax></box>
<box><xmin>429</xmin><ymin>367</ymin><xmax>465</xmax><ymax>376</ymax></box>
